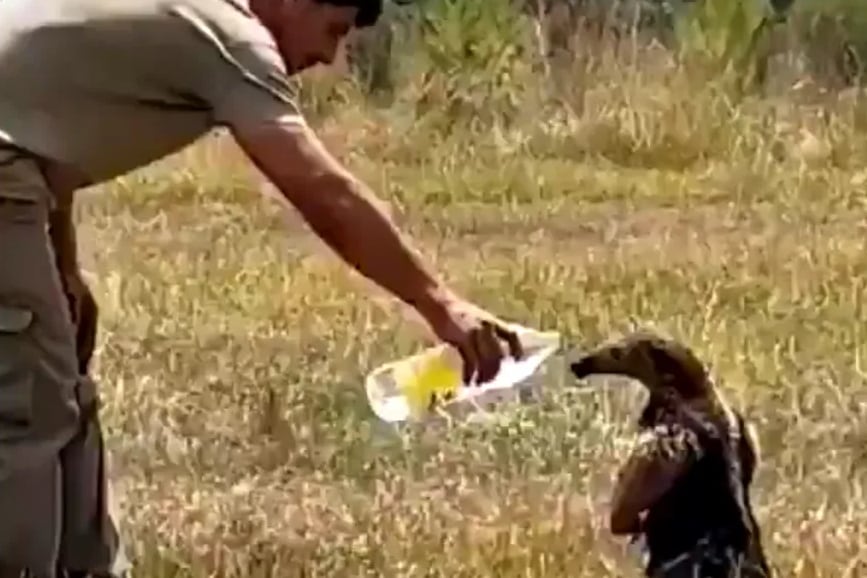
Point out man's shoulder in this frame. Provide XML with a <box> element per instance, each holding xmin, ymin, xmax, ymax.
<box><xmin>0</xmin><ymin>0</ymin><xmax>293</xmax><ymax>182</ymax></box>
<box><xmin>158</xmin><ymin>0</ymin><xmax>272</xmax><ymax>47</ymax></box>
<box><xmin>156</xmin><ymin>0</ymin><xmax>289</xmax><ymax>86</ymax></box>
<box><xmin>0</xmin><ymin>0</ymin><xmax>272</xmax><ymax>51</ymax></box>
<box><xmin>0</xmin><ymin>0</ymin><xmax>252</xmax><ymax>23</ymax></box>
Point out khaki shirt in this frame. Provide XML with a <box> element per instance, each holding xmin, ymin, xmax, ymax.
<box><xmin>0</xmin><ymin>0</ymin><xmax>303</xmax><ymax>188</ymax></box>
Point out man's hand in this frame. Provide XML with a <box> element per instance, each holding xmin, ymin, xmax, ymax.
<box><xmin>230</xmin><ymin>117</ymin><xmax>522</xmax><ymax>384</ymax></box>
<box><xmin>424</xmin><ymin>295</ymin><xmax>524</xmax><ymax>384</ymax></box>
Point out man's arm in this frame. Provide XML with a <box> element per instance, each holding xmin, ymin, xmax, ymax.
<box><xmin>233</xmin><ymin>119</ymin><xmax>453</xmax><ymax>325</ymax></box>
<box><xmin>164</xmin><ymin>3</ymin><xmax>519</xmax><ymax>382</ymax></box>
<box><xmin>230</xmin><ymin>118</ymin><xmax>523</xmax><ymax>383</ymax></box>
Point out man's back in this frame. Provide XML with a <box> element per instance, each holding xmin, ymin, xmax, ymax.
<box><xmin>0</xmin><ymin>0</ymin><xmax>301</xmax><ymax>188</ymax></box>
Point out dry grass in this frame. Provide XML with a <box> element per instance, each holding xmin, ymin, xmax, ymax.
<box><xmin>75</xmin><ymin>21</ymin><xmax>867</xmax><ymax>578</ymax></box>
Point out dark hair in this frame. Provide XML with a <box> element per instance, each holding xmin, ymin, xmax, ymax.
<box><xmin>316</xmin><ymin>0</ymin><xmax>383</xmax><ymax>27</ymax></box>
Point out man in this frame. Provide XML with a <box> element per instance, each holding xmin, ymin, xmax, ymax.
<box><xmin>0</xmin><ymin>0</ymin><xmax>524</xmax><ymax>576</ymax></box>
<box><xmin>570</xmin><ymin>332</ymin><xmax>772</xmax><ymax>578</ymax></box>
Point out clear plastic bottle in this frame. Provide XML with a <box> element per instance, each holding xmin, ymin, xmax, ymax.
<box><xmin>365</xmin><ymin>324</ymin><xmax>561</xmax><ymax>423</ymax></box>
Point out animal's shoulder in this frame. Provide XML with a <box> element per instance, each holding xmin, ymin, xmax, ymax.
<box><xmin>634</xmin><ymin>421</ymin><xmax>704</xmax><ymax>463</ymax></box>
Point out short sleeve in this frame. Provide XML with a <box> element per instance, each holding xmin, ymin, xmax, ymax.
<box><xmin>166</xmin><ymin>1</ymin><xmax>306</xmax><ymax>130</ymax></box>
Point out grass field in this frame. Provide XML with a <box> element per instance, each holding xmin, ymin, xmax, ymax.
<box><xmin>74</xmin><ymin>8</ymin><xmax>867</xmax><ymax>577</ymax></box>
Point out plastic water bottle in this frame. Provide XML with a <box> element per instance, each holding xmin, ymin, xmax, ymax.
<box><xmin>364</xmin><ymin>323</ymin><xmax>561</xmax><ymax>423</ymax></box>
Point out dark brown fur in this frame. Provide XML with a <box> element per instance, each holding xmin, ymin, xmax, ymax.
<box><xmin>570</xmin><ymin>331</ymin><xmax>772</xmax><ymax>577</ymax></box>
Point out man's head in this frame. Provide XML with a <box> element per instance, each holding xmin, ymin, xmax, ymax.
<box><xmin>251</xmin><ymin>0</ymin><xmax>383</xmax><ymax>74</ymax></box>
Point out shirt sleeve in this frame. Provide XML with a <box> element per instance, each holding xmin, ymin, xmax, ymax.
<box><xmin>166</xmin><ymin>2</ymin><xmax>306</xmax><ymax>130</ymax></box>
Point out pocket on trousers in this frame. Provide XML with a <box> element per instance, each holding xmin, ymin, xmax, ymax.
<box><xmin>0</xmin><ymin>303</ymin><xmax>35</xmax><ymax>430</ymax></box>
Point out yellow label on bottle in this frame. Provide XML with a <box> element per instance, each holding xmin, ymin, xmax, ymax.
<box><xmin>395</xmin><ymin>349</ymin><xmax>462</xmax><ymax>418</ymax></box>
